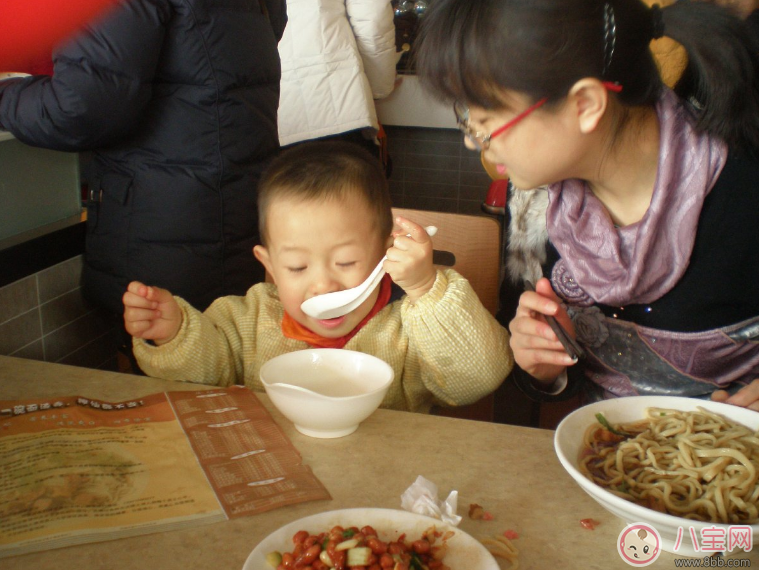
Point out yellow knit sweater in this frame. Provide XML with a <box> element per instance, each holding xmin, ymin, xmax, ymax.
<box><xmin>133</xmin><ymin>269</ymin><xmax>513</xmax><ymax>413</ymax></box>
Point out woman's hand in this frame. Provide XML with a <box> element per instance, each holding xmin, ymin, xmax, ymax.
<box><xmin>711</xmin><ymin>379</ymin><xmax>759</xmax><ymax>411</ymax></box>
<box><xmin>384</xmin><ymin>216</ymin><xmax>436</xmax><ymax>303</ymax></box>
<box><xmin>122</xmin><ymin>281</ymin><xmax>182</xmax><ymax>345</ymax></box>
<box><xmin>508</xmin><ymin>277</ymin><xmax>578</xmax><ymax>383</ymax></box>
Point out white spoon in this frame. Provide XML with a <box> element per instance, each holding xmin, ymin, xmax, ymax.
<box><xmin>301</xmin><ymin>225</ymin><xmax>438</xmax><ymax>320</ymax></box>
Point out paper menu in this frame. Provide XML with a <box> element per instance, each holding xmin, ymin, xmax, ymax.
<box><xmin>168</xmin><ymin>389</ymin><xmax>331</xmax><ymax>517</ymax></box>
<box><xmin>0</xmin><ymin>387</ymin><xmax>330</xmax><ymax>558</ymax></box>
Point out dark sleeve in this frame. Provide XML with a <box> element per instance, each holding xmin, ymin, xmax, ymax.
<box><xmin>0</xmin><ymin>0</ymin><xmax>169</xmax><ymax>150</ymax></box>
<box><xmin>264</xmin><ymin>0</ymin><xmax>288</xmax><ymax>41</ymax></box>
<box><xmin>510</xmin><ymin>364</ymin><xmax>585</xmax><ymax>403</ymax></box>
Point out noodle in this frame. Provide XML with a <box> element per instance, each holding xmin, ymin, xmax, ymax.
<box><xmin>481</xmin><ymin>534</ymin><xmax>519</xmax><ymax>569</ymax></box>
<box><xmin>579</xmin><ymin>407</ymin><xmax>759</xmax><ymax>524</ymax></box>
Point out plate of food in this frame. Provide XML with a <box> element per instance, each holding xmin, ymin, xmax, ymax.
<box><xmin>243</xmin><ymin>507</ymin><xmax>499</xmax><ymax>569</ymax></box>
<box><xmin>554</xmin><ymin>396</ymin><xmax>759</xmax><ymax>556</ymax></box>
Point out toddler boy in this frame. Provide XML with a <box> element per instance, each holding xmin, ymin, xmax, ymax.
<box><xmin>123</xmin><ymin>141</ymin><xmax>513</xmax><ymax>412</ymax></box>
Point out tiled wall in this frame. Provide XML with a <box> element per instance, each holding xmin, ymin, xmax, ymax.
<box><xmin>0</xmin><ymin>255</ymin><xmax>119</xmax><ymax>370</ymax></box>
<box><xmin>384</xmin><ymin>126</ymin><xmax>495</xmax><ymax>215</ymax></box>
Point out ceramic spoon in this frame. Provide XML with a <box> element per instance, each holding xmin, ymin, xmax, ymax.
<box><xmin>301</xmin><ymin>225</ymin><xmax>438</xmax><ymax>320</ymax></box>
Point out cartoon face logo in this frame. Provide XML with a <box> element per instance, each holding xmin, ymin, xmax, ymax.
<box><xmin>617</xmin><ymin>523</ymin><xmax>662</xmax><ymax>566</ymax></box>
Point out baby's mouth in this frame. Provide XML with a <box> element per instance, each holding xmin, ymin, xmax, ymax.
<box><xmin>316</xmin><ymin>315</ymin><xmax>347</xmax><ymax>329</ymax></box>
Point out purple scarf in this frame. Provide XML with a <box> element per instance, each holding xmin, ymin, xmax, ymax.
<box><xmin>546</xmin><ymin>89</ymin><xmax>727</xmax><ymax>306</ymax></box>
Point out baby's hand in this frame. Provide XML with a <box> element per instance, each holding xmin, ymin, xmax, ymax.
<box><xmin>384</xmin><ymin>217</ymin><xmax>436</xmax><ymax>303</ymax></box>
<box><xmin>712</xmin><ymin>379</ymin><xmax>759</xmax><ymax>412</ymax></box>
<box><xmin>122</xmin><ymin>281</ymin><xmax>182</xmax><ymax>345</ymax></box>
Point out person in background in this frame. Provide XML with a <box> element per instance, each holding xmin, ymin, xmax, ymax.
<box><xmin>123</xmin><ymin>141</ymin><xmax>512</xmax><ymax>413</ymax></box>
<box><xmin>0</xmin><ymin>0</ymin><xmax>286</xmax><ymax>368</ymax></box>
<box><xmin>277</xmin><ymin>0</ymin><xmax>399</xmax><ymax>174</ymax></box>
<box><xmin>414</xmin><ymin>0</ymin><xmax>759</xmax><ymax>408</ymax></box>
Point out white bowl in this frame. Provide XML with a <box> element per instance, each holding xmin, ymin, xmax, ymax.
<box><xmin>554</xmin><ymin>396</ymin><xmax>759</xmax><ymax>556</ymax></box>
<box><xmin>259</xmin><ymin>349</ymin><xmax>394</xmax><ymax>438</ymax></box>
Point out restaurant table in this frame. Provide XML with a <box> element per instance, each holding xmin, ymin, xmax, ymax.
<box><xmin>2</xmin><ymin>355</ymin><xmax>756</xmax><ymax>569</ymax></box>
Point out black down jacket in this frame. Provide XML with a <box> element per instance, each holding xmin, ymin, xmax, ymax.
<box><xmin>0</xmin><ymin>0</ymin><xmax>287</xmax><ymax>314</ymax></box>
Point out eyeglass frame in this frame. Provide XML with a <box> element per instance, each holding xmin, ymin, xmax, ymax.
<box><xmin>453</xmin><ymin>82</ymin><xmax>623</xmax><ymax>151</ymax></box>
<box><xmin>454</xmin><ymin>98</ymin><xmax>547</xmax><ymax>151</ymax></box>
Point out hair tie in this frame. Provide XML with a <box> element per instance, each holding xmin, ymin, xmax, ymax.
<box><xmin>602</xmin><ymin>2</ymin><xmax>617</xmax><ymax>76</ymax></box>
<box><xmin>650</xmin><ymin>4</ymin><xmax>665</xmax><ymax>40</ymax></box>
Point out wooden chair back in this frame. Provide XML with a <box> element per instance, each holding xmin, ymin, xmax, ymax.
<box><xmin>392</xmin><ymin>208</ymin><xmax>501</xmax><ymax>315</ymax></box>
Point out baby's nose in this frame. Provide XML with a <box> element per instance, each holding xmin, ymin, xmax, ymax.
<box><xmin>309</xmin><ymin>271</ymin><xmax>342</xmax><ymax>297</ymax></box>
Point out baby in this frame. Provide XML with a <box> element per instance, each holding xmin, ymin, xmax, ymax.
<box><xmin>123</xmin><ymin>141</ymin><xmax>513</xmax><ymax>413</ymax></box>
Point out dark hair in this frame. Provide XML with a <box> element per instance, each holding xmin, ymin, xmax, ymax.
<box><xmin>415</xmin><ymin>0</ymin><xmax>759</xmax><ymax>153</ymax></box>
<box><xmin>258</xmin><ymin>141</ymin><xmax>394</xmax><ymax>245</ymax></box>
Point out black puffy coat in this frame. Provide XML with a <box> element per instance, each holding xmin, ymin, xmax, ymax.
<box><xmin>0</xmin><ymin>0</ymin><xmax>287</xmax><ymax>314</ymax></box>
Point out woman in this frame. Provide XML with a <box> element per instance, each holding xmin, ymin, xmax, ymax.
<box><xmin>414</xmin><ymin>0</ymin><xmax>759</xmax><ymax>409</ymax></box>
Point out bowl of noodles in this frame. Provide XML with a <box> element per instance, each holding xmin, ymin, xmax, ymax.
<box><xmin>554</xmin><ymin>396</ymin><xmax>759</xmax><ymax>556</ymax></box>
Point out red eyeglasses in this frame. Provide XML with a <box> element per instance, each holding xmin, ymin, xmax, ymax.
<box><xmin>453</xmin><ymin>82</ymin><xmax>623</xmax><ymax>151</ymax></box>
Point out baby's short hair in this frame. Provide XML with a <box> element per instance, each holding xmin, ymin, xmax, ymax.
<box><xmin>258</xmin><ymin>140</ymin><xmax>394</xmax><ymax>245</ymax></box>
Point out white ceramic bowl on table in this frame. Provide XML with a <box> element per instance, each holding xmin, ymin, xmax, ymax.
<box><xmin>554</xmin><ymin>395</ymin><xmax>759</xmax><ymax>557</ymax></box>
<box><xmin>259</xmin><ymin>348</ymin><xmax>394</xmax><ymax>438</ymax></box>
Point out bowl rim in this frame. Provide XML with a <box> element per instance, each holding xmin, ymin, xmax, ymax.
<box><xmin>554</xmin><ymin>395</ymin><xmax>759</xmax><ymax>531</ymax></box>
<box><xmin>259</xmin><ymin>348</ymin><xmax>395</xmax><ymax>401</ymax></box>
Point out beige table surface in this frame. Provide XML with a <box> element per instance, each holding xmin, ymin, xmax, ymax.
<box><xmin>2</xmin><ymin>355</ymin><xmax>756</xmax><ymax>570</ymax></box>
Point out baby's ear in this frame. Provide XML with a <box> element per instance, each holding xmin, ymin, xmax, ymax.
<box><xmin>253</xmin><ymin>245</ymin><xmax>275</xmax><ymax>281</ymax></box>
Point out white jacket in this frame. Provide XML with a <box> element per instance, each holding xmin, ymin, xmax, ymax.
<box><xmin>277</xmin><ymin>0</ymin><xmax>399</xmax><ymax>146</ymax></box>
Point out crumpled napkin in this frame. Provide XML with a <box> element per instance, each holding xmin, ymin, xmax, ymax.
<box><xmin>400</xmin><ymin>475</ymin><xmax>462</xmax><ymax>526</ymax></box>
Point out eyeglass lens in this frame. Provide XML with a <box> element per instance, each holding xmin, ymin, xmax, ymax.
<box><xmin>453</xmin><ymin>102</ymin><xmax>486</xmax><ymax>150</ymax></box>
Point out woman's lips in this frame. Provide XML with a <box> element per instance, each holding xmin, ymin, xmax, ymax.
<box><xmin>316</xmin><ymin>316</ymin><xmax>346</xmax><ymax>329</ymax></box>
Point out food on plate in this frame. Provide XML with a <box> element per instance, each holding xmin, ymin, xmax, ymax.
<box><xmin>480</xmin><ymin>532</ymin><xmax>519</xmax><ymax>568</ymax></box>
<box><xmin>266</xmin><ymin>523</ymin><xmax>453</xmax><ymax>569</ymax></box>
<box><xmin>579</xmin><ymin>407</ymin><xmax>759</xmax><ymax>523</ymax></box>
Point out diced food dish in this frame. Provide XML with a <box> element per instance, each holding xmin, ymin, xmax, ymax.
<box><xmin>266</xmin><ymin>523</ymin><xmax>453</xmax><ymax>570</ymax></box>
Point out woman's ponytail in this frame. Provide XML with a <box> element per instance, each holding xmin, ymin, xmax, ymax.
<box><xmin>663</xmin><ymin>1</ymin><xmax>759</xmax><ymax>153</ymax></box>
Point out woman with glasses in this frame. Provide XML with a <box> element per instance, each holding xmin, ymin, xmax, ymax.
<box><xmin>414</xmin><ymin>0</ymin><xmax>759</xmax><ymax>410</ymax></box>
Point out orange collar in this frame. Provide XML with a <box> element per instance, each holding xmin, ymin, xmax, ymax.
<box><xmin>281</xmin><ymin>274</ymin><xmax>393</xmax><ymax>349</ymax></box>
